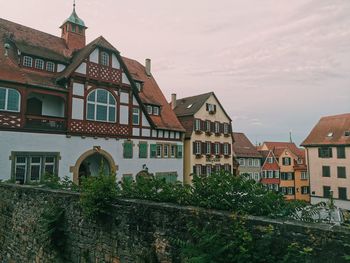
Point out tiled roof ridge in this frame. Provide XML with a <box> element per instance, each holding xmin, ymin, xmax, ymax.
<box><xmin>175</xmin><ymin>91</ymin><xmax>213</xmax><ymax>102</ymax></box>
<box><xmin>320</xmin><ymin>113</ymin><xmax>350</xmax><ymax>120</ymax></box>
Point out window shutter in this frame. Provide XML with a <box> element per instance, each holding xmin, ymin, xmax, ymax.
<box><xmin>139</xmin><ymin>143</ymin><xmax>148</xmax><ymax>158</ymax></box>
<box><xmin>206</xmin><ymin>103</ymin><xmax>209</xmax><ymax>111</ymax></box>
<box><xmin>329</xmin><ymin>148</ymin><xmax>333</xmax><ymax>158</ymax></box>
<box><xmin>202</xmin><ymin>142</ymin><xmax>206</xmax><ymax>154</ymax></box>
<box><xmin>211</xmin><ymin>143</ymin><xmax>215</xmax><ymax>154</ymax></box>
<box><xmin>318</xmin><ymin>148</ymin><xmax>322</xmax><ymax>157</ymax></box>
<box><xmin>123</xmin><ymin>141</ymin><xmax>133</xmax><ymax>159</ymax></box>
<box><xmin>177</xmin><ymin>145</ymin><xmax>183</xmax><ymax>158</ymax></box>
<box><xmin>193</xmin><ymin>142</ymin><xmax>196</xmax><ymax>154</ymax></box>
<box><xmin>201</xmin><ymin>120</ymin><xmax>205</xmax><ymax>131</ymax></box>
<box><xmin>202</xmin><ymin>165</ymin><xmax>206</xmax><ymax>175</ymax></box>
<box><xmin>211</xmin><ymin>121</ymin><xmax>215</xmax><ymax>133</ymax></box>
<box><xmin>220</xmin><ymin>123</ymin><xmax>224</xmax><ymax>134</ymax></box>
<box><xmin>150</xmin><ymin>144</ymin><xmax>157</xmax><ymax>158</ymax></box>
<box><xmin>214</xmin><ymin>105</ymin><xmax>217</xmax><ymax>112</ymax></box>
<box><xmin>228</xmin><ymin>144</ymin><xmax>231</xmax><ymax>155</ymax></box>
<box><xmin>220</xmin><ymin>143</ymin><xmax>224</xmax><ymax>155</ymax></box>
<box><xmin>193</xmin><ymin>166</ymin><xmax>196</xmax><ymax>174</ymax></box>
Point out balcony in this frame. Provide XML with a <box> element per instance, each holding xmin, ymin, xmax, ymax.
<box><xmin>25</xmin><ymin>115</ymin><xmax>66</xmax><ymax>132</ymax></box>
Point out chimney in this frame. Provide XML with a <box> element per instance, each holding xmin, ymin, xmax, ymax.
<box><xmin>145</xmin><ymin>58</ymin><xmax>151</xmax><ymax>76</ymax></box>
<box><xmin>171</xmin><ymin>93</ymin><xmax>177</xmax><ymax>110</ymax></box>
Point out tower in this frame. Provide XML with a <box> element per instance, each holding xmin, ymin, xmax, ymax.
<box><xmin>60</xmin><ymin>1</ymin><xmax>87</xmax><ymax>51</ymax></box>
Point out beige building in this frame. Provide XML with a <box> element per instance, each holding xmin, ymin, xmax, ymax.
<box><xmin>172</xmin><ymin>92</ymin><xmax>233</xmax><ymax>183</ymax></box>
<box><xmin>232</xmin><ymin>132</ymin><xmax>262</xmax><ymax>182</ymax></box>
<box><xmin>302</xmin><ymin>113</ymin><xmax>350</xmax><ymax>210</ymax></box>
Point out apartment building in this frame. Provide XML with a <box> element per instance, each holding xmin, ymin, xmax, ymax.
<box><xmin>302</xmin><ymin>113</ymin><xmax>350</xmax><ymax>209</ymax></box>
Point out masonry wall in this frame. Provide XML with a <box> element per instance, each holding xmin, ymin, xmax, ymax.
<box><xmin>0</xmin><ymin>184</ymin><xmax>349</xmax><ymax>263</ymax></box>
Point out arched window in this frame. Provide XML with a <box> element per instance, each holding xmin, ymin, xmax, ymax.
<box><xmin>0</xmin><ymin>87</ymin><xmax>21</xmax><ymax>112</ymax></box>
<box><xmin>101</xmin><ymin>51</ymin><xmax>109</xmax><ymax>66</ymax></box>
<box><xmin>86</xmin><ymin>89</ymin><xmax>116</xmax><ymax>122</ymax></box>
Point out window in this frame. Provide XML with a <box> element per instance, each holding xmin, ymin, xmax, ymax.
<box><xmin>214</xmin><ymin>122</ymin><xmax>220</xmax><ymax>134</ymax></box>
<box><xmin>153</xmin><ymin>106</ymin><xmax>160</xmax><ymax>116</ymax></box>
<box><xmin>206</xmin><ymin>165</ymin><xmax>212</xmax><ymax>175</ymax></box>
<box><xmin>339</xmin><ymin>187</ymin><xmax>347</xmax><ymax>200</ymax></box>
<box><xmin>12</xmin><ymin>153</ymin><xmax>59</xmax><ymax>184</ymax></box>
<box><xmin>206</xmin><ymin>142</ymin><xmax>211</xmax><ymax>155</ymax></box>
<box><xmin>101</xmin><ymin>51</ymin><xmax>109</xmax><ymax>66</ymax></box>
<box><xmin>223</xmin><ymin>144</ymin><xmax>229</xmax><ymax>155</ymax></box>
<box><xmin>132</xmin><ymin>108</ymin><xmax>140</xmax><ymax>125</ymax></box>
<box><xmin>155</xmin><ymin>172</ymin><xmax>178</xmax><ymax>183</ymax></box>
<box><xmin>322</xmin><ymin>166</ymin><xmax>330</xmax><ymax>177</ymax></box>
<box><xmin>254</xmin><ymin>159</ymin><xmax>260</xmax><ymax>167</ymax></box>
<box><xmin>34</xmin><ymin>59</ymin><xmax>44</xmax><ymax>70</ymax></box>
<box><xmin>297</xmin><ymin>158</ymin><xmax>303</xmax><ymax>164</ymax></box>
<box><xmin>139</xmin><ymin>142</ymin><xmax>147</xmax><ymax>159</ymax></box>
<box><xmin>267</xmin><ymin>157</ymin><xmax>273</xmax><ymax>164</ymax></box>
<box><xmin>247</xmin><ymin>159</ymin><xmax>253</xmax><ymax>167</ymax></box>
<box><xmin>214</xmin><ymin>143</ymin><xmax>220</xmax><ymax>155</ymax></box>
<box><xmin>194</xmin><ymin>141</ymin><xmax>201</xmax><ymax>155</ymax></box>
<box><xmin>195</xmin><ymin>165</ymin><xmax>202</xmax><ymax>176</ymax></box>
<box><xmin>177</xmin><ymin>145</ymin><xmax>183</xmax><ymax>158</ymax></box>
<box><xmin>46</xmin><ymin>62</ymin><xmax>55</xmax><ymax>72</ymax></box>
<box><xmin>87</xmin><ymin>89</ymin><xmax>116</xmax><ymax>122</ymax></box>
<box><xmin>123</xmin><ymin>141</ymin><xmax>133</xmax><ymax>159</ymax></box>
<box><xmin>147</xmin><ymin>105</ymin><xmax>152</xmax><ymax>114</ymax></box>
<box><xmin>223</xmin><ymin>123</ymin><xmax>229</xmax><ymax>134</ymax></box>
<box><xmin>337</xmin><ymin>147</ymin><xmax>346</xmax><ymax>159</ymax></box>
<box><xmin>0</xmin><ymin>88</ymin><xmax>20</xmax><ymax>112</ymax></box>
<box><xmin>23</xmin><ymin>56</ymin><xmax>33</xmax><ymax>67</ymax></box>
<box><xmin>281</xmin><ymin>172</ymin><xmax>294</xmax><ymax>180</ymax></box>
<box><xmin>163</xmin><ymin>144</ymin><xmax>169</xmax><ymax>158</ymax></box>
<box><xmin>206</xmin><ymin>103</ymin><xmax>216</xmax><ymax>113</ymax></box>
<box><xmin>205</xmin><ymin>120</ymin><xmax>211</xmax><ymax>133</ymax></box>
<box><xmin>318</xmin><ymin>147</ymin><xmax>332</xmax><ymax>158</ymax></box>
<box><xmin>268</xmin><ymin>171</ymin><xmax>273</xmax><ymax>178</ymax></box>
<box><xmin>274</xmin><ymin>171</ymin><xmax>280</xmax><ymax>178</ymax></box>
<box><xmin>238</xmin><ymin>158</ymin><xmax>245</xmax><ymax>166</ymax></box>
<box><xmin>282</xmin><ymin>157</ymin><xmax>291</xmax><ymax>166</ymax></box>
<box><xmin>301</xmin><ymin>186</ymin><xmax>309</xmax><ymax>194</ymax></box>
<box><xmin>287</xmin><ymin>187</ymin><xmax>295</xmax><ymax>195</ymax></box>
<box><xmin>215</xmin><ymin>164</ymin><xmax>221</xmax><ymax>173</ymax></box>
<box><xmin>170</xmin><ymin>145</ymin><xmax>176</xmax><ymax>158</ymax></box>
<box><xmin>224</xmin><ymin>164</ymin><xmax>230</xmax><ymax>172</ymax></box>
<box><xmin>135</xmin><ymin>82</ymin><xmax>142</xmax><ymax>92</ymax></box>
<box><xmin>337</xmin><ymin>166</ymin><xmax>346</xmax><ymax>178</ymax></box>
<box><xmin>156</xmin><ymin>144</ymin><xmax>162</xmax><ymax>158</ymax></box>
<box><xmin>194</xmin><ymin>119</ymin><xmax>201</xmax><ymax>131</ymax></box>
<box><xmin>323</xmin><ymin>186</ymin><xmax>331</xmax><ymax>198</ymax></box>
<box><xmin>301</xmin><ymin>171</ymin><xmax>308</xmax><ymax>180</ymax></box>
<box><xmin>280</xmin><ymin>187</ymin><xmax>287</xmax><ymax>195</ymax></box>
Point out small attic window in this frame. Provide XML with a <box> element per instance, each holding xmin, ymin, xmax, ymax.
<box><xmin>327</xmin><ymin>132</ymin><xmax>333</xmax><ymax>137</ymax></box>
<box><xmin>101</xmin><ymin>51</ymin><xmax>109</xmax><ymax>66</ymax></box>
<box><xmin>153</xmin><ymin>106</ymin><xmax>160</xmax><ymax>116</ymax></box>
<box><xmin>135</xmin><ymin>81</ymin><xmax>143</xmax><ymax>92</ymax></box>
<box><xmin>345</xmin><ymin>131</ymin><xmax>350</xmax><ymax>137</ymax></box>
<box><xmin>187</xmin><ymin>104</ymin><xmax>193</xmax><ymax>109</ymax></box>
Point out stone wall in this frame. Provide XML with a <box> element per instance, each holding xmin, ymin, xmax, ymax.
<box><xmin>0</xmin><ymin>184</ymin><xmax>350</xmax><ymax>263</ymax></box>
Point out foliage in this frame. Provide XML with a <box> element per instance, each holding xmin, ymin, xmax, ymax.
<box><xmin>79</xmin><ymin>173</ymin><xmax>118</xmax><ymax>220</ymax></box>
<box><xmin>37</xmin><ymin>204</ymin><xmax>66</xmax><ymax>256</ymax></box>
<box><xmin>41</xmin><ymin>173</ymin><xmax>79</xmax><ymax>191</ymax></box>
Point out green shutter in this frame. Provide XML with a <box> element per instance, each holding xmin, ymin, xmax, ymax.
<box><xmin>177</xmin><ymin>145</ymin><xmax>183</xmax><ymax>159</ymax></box>
<box><xmin>139</xmin><ymin>142</ymin><xmax>148</xmax><ymax>158</ymax></box>
<box><xmin>123</xmin><ymin>141</ymin><xmax>133</xmax><ymax>159</ymax></box>
<box><xmin>150</xmin><ymin>144</ymin><xmax>157</xmax><ymax>158</ymax></box>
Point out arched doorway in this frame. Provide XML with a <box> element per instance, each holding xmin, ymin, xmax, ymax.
<box><xmin>70</xmin><ymin>148</ymin><xmax>117</xmax><ymax>185</ymax></box>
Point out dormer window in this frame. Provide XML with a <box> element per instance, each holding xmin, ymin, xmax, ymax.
<box><xmin>135</xmin><ymin>81</ymin><xmax>143</xmax><ymax>92</ymax></box>
<box><xmin>147</xmin><ymin>105</ymin><xmax>152</xmax><ymax>114</ymax></box>
<box><xmin>327</xmin><ymin>132</ymin><xmax>333</xmax><ymax>137</ymax></box>
<box><xmin>35</xmin><ymin>59</ymin><xmax>44</xmax><ymax>70</ymax></box>
<box><xmin>153</xmin><ymin>106</ymin><xmax>160</xmax><ymax>116</ymax></box>
<box><xmin>101</xmin><ymin>51</ymin><xmax>109</xmax><ymax>66</ymax></box>
<box><xmin>46</xmin><ymin>62</ymin><xmax>55</xmax><ymax>72</ymax></box>
<box><xmin>23</xmin><ymin>56</ymin><xmax>33</xmax><ymax>67</ymax></box>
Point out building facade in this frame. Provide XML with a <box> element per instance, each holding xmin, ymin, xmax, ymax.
<box><xmin>0</xmin><ymin>7</ymin><xmax>185</xmax><ymax>184</ymax></box>
<box><xmin>232</xmin><ymin>132</ymin><xmax>262</xmax><ymax>181</ymax></box>
<box><xmin>173</xmin><ymin>92</ymin><xmax>233</xmax><ymax>184</ymax></box>
<box><xmin>302</xmin><ymin>113</ymin><xmax>350</xmax><ymax>209</ymax></box>
<box><xmin>259</xmin><ymin>142</ymin><xmax>310</xmax><ymax>201</ymax></box>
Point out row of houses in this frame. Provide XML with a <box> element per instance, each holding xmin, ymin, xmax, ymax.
<box><xmin>0</xmin><ymin>7</ymin><xmax>234</xmax><ymax>185</ymax></box>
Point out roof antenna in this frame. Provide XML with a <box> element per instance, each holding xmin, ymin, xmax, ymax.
<box><xmin>289</xmin><ymin>130</ymin><xmax>293</xmax><ymax>143</ymax></box>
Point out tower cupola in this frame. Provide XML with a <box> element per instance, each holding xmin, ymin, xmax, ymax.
<box><xmin>60</xmin><ymin>1</ymin><xmax>87</xmax><ymax>51</ymax></box>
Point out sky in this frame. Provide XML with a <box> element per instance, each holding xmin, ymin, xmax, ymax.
<box><xmin>1</xmin><ymin>0</ymin><xmax>349</xmax><ymax>145</ymax></box>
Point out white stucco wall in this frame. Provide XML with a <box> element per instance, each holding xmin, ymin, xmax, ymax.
<box><xmin>57</xmin><ymin>64</ymin><xmax>66</xmax><ymax>72</ymax></box>
<box><xmin>75</xmin><ymin>63</ymin><xmax>87</xmax><ymax>75</ymax></box>
<box><xmin>112</xmin><ymin>54</ymin><xmax>120</xmax><ymax>69</ymax></box>
<box><xmin>89</xmin><ymin>48</ymin><xmax>99</xmax><ymax>63</ymax></box>
<box><xmin>0</xmin><ymin>131</ymin><xmax>183</xmax><ymax>182</ymax></box>
<box><xmin>72</xmin><ymin>98</ymin><xmax>84</xmax><ymax>120</ymax></box>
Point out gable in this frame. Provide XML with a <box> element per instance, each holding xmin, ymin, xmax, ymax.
<box><xmin>194</xmin><ymin>93</ymin><xmax>231</xmax><ymax>122</ymax></box>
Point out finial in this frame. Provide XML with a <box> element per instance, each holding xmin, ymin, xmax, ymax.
<box><xmin>73</xmin><ymin>0</ymin><xmax>76</xmax><ymax>10</ymax></box>
<box><xmin>289</xmin><ymin>130</ymin><xmax>293</xmax><ymax>143</ymax></box>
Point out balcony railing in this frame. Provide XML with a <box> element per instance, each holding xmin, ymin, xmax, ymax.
<box><xmin>25</xmin><ymin>115</ymin><xmax>67</xmax><ymax>132</ymax></box>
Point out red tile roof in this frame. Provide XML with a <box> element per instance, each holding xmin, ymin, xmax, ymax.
<box><xmin>232</xmin><ymin>132</ymin><xmax>262</xmax><ymax>158</ymax></box>
<box><xmin>0</xmin><ymin>17</ymin><xmax>184</xmax><ymax>132</ymax></box>
<box><xmin>301</xmin><ymin>113</ymin><xmax>350</xmax><ymax>146</ymax></box>
<box><xmin>263</xmin><ymin>141</ymin><xmax>304</xmax><ymax>158</ymax></box>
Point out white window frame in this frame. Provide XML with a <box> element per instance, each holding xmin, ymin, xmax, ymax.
<box><xmin>163</xmin><ymin>144</ymin><xmax>169</xmax><ymax>158</ymax></box>
<box><xmin>156</xmin><ymin>144</ymin><xmax>163</xmax><ymax>158</ymax></box>
<box><xmin>301</xmin><ymin>171</ymin><xmax>308</xmax><ymax>180</ymax></box>
<box><xmin>206</xmin><ymin>142</ymin><xmax>211</xmax><ymax>155</ymax></box>
<box><xmin>29</xmin><ymin>156</ymin><xmax>42</xmax><ymax>182</ymax></box>
<box><xmin>34</xmin><ymin>59</ymin><xmax>44</xmax><ymax>70</ymax></box>
<box><xmin>254</xmin><ymin>159</ymin><xmax>260</xmax><ymax>167</ymax></box>
<box><xmin>195</xmin><ymin>141</ymin><xmax>201</xmax><ymax>155</ymax></box>
<box><xmin>170</xmin><ymin>145</ymin><xmax>176</xmax><ymax>158</ymax></box>
<box><xmin>15</xmin><ymin>156</ymin><xmax>27</xmax><ymax>183</ymax></box>
<box><xmin>195</xmin><ymin>119</ymin><xmax>201</xmax><ymax>131</ymax></box>
<box><xmin>268</xmin><ymin>170</ymin><xmax>273</xmax><ymax>178</ymax></box>
<box><xmin>238</xmin><ymin>158</ymin><xmax>245</xmax><ymax>166</ymax></box>
<box><xmin>0</xmin><ymin>87</ymin><xmax>21</xmax><ymax>112</ymax></box>
<box><xmin>86</xmin><ymin>89</ymin><xmax>116</xmax><ymax>123</ymax></box>
<box><xmin>223</xmin><ymin>123</ymin><xmax>229</xmax><ymax>134</ymax></box>
<box><xmin>206</xmin><ymin>120</ymin><xmax>211</xmax><ymax>132</ymax></box>
<box><xmin>23</xmin><ymin>56</ymin><xmax>33</xmax><ymax>67</ymax></box>
<box><xmin>214</xmin><ymin>122</ymin><xmax>220</xmax><ymax>133</ymax></box>
<box><xmin>101</xmin><ymin>51</ymin><xmax>109</xmax><ymax>66</ymax></box>
<box><xmin>195</xmin><ymin>165</ymin><xmax>202</xmax><ymax>176</ymax></box>
<box><xmin>287</xmin><ymin>187</ymin><xmax>294</xmax><ymax>195</ymax></box>
<box><xmin>267</xmin><ymin>157</ymin><xmax>273</xmax><ymax>163</ymax></box>
<box><xmin>153</xmin><ymin>106</ymin><xmax>160</xmax><ymax>116</ymax></box>
<box><xmin>46</xmin><ymin>61</ymin><xmax>55</xmax><ymax>72</ymax></box>
<box><xmin>147</xmin><ymin>105</ymin><xmax>152</xmax><ymax>114</ymax></box>
<box><xmin>132</xmin><ymin>108</ymin><xmax>140</xmax><ymax>125</ymax></box>
<box><xmin>248</xmin><ymin>158</ymin><xmax>253</xmax><ymax>167</ymax></box>
<box><xmin>214</xmin><ymin>143</ymin><xmax>220</xmax><ymax>155</ymax></box>
<box><xmin>206</xmin><ymin>165</ymin><xmax>212</xmax><ymax>175</ymax></box>
<box><xmin>223</xmin><ymin>143</ymin><xmax>229</xmax><ymax>155</ymax></box>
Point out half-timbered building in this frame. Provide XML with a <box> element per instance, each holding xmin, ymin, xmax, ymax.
<box><xmin>0</xmin><ymin>7</ymin><xmax>185</xmax><ymax>184</ymax></box>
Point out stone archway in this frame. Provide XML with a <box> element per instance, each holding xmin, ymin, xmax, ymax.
<box><xmin>70</xmin><ymin>147</ymin><xmax>117</xmax><ymax>185</ymax></box>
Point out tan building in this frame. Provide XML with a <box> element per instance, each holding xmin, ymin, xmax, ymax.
<box><xmin>259</xmin><ymin>142</ymin><xmax>309</xmax><ymax>201</ymax></box>
<box><xmin>172</xmin><ymin>92</ymin><xmax>233</xmax><ymax>183</ymax></box>
<box><xmin>232</xmin><ymin>132</ymin><xmax>262</xmax><ymax>182</ymax></box>
<box><xmin>302</xmin><ymin>113</ymin><xmax>350</xmax><ymax>209</ymax></box>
